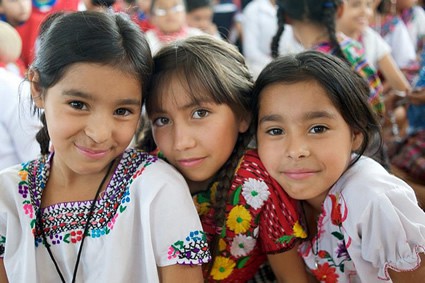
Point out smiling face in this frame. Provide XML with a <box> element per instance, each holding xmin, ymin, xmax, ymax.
<box><xmin>337</xmin><ymin>0</ymin><xmax>374</xmax><ymax>38</ymax></box>
<box><xmin>256</xmin><ymin>81</ymin><xmax>362</xmax><ymax>209</ymax></box>
<box><xmin>151</xmin><ymin>0</ymin><xmax>186</xmax><ymax>33</ymax></box>
<box><xmin>149</xmin><ymin>75</ymin><xmax>249</xmax><ymax>191</ymax></box>
<box><xmin>0</xmin><ymin>0</ymin><xmax>31</xmax><ymax>26</ymax></box>
<box><xmin>31</xmin><ymin>63</ymin><xmax>142</xmax><ymax>177</ymax></box>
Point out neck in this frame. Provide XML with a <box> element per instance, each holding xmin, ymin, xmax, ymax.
<box><xmin>291</xmin><ymin>21</ymin><xmax>330</xmax><ymax>48</ymax></box>
<box><xmin>187</xmin><ymin>178</ymin><xmax>213</xmax><ymax>195</ymax></box>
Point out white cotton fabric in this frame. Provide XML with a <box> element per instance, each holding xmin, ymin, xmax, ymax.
<box><xmin>361</xmin><ymin>26</ymin><xmax>391</xmax><ymax>69</ymax></box>
<box><xmin>0</xmin><ymin>149</ymin><xmax>209</xmax><ymax>282</ymax></box>
<box><xmin>299</xmin><ymin>156</ymin><xmax>425</xmax><ymax>282</ymax></box>
<box><xmin>0</xmin><ymin>68</ymin><xmax>41</xmax><ymax>170</ymax></box>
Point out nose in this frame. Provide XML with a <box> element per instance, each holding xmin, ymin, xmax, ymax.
<box><xmin>173</xmin><ymin>123</ymin><xmax>196</xmax><ymax>151</ymax></box>
<box><xmin>85</xmin><ymin>114</ymin><xmax>112</xmax><ymax>144</ymax></box>
<box><xmin>285</xmin><ymin>135</ymin><xmax>310</xmax><ymax>160</ymax></box>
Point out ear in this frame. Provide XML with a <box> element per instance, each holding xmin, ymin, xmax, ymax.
<box><xmin>28</xmin><ymin>68</ymin><xmax>44</xmax><ymax>109</ymax></box>
<box><xmin>336</xmin><ymin>1</ymin><xmax>345</xmax><ymax>19</ymax></box>
<box><xmin>351</xmin><ymin>130</ymin><xmax>364</xmax><ymax>152</ymax></box>
<box><xmin>238</xmin><ymin>114</ymin><xmax>251</xmax><ymax>134</ymax></box>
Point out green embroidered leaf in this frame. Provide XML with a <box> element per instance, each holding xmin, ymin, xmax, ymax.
<box><xmin>197</xmin><ymin>193</ymin><xmax>210</xmax><ymax>204</ymax></box>
<box><xmin>331</xmin><ymin>231</ymin><xmax>344</xmax><ymax>240</ymax></box>
<box><xmin>30</xmin><ymin>219</ymin><xmax>36</xmax><ymax>229</ymax></box>
<box><xmin>63</xmin><ymin>234</ymin><xmax>70</xmax><ymax>243</ymax></box>
<box><xmin>236</xmin><ymin>256</ymin><xmax>250</xmax><ymax>268</ymax></box>
<box><xmin>119</xmin><ymin>205</ymin><xmax>127</xmax><ymax>213</ymax></box>
<box><xmin>232</xmin><ymin>186</ymin><xmax>242</xmax><ymax>205</ymax></box>
<box><xmin>220</xmin><ymin>225</ymin><xmax>226</xmax><ymax>238</ymax></box>
<box><xmin>276</xmin><ymin>235</ymin><xmax>294</xmax><ymax>244</ymax></box>
<box><xmin>22</xmin><ymin>200</ymin><xmax>30</xmax><ymax>204</ymax></box>
<box><xmin>339</xmin><ymin>264</ymin><xmax>345</xmax><ymax>273</ymax></box>
<box><xmin>254</xmin><ymin>213</ymin><xmax>261</xmax><ymax>225</ymax></box>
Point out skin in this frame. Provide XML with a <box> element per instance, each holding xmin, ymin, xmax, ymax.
<box><xmin>149</xmin><ymin>76</ymin><xmax>311</xmax><ymax>282</ymax></box>
<box><xmin>149</xmin><ymin>75</ymin><xmax>249</xmax><ymax>194</ymax></box>
<box><xmin>337</xmin><ymin>0</ymin><xmax>410</xmax><ymax>92</ymax></box>
<box><xmin>26</xmin><ymin>62</ymin><xmax>204</xmax><ymax>282</ymax></box>
<box><xmin>0</xmin><ymin>0</ymin><xmax>31</xmax><ymax>27</ymax></box>
<box><xmin>257</xmin><ymin>81</ymin><xmax>362</xmax><ymax>211</ymax></box>
<box><xmin>151</xmin><ymin>0</ymin><xmax>187</xmax><ymax>33</ymax></box>
<box><xmin>186</xmin><ymin>6</ymin><xmax>217</xmax><ymax>35</ymax></box>
<box><xmin>0</xmin><ymin>259</ymin><xmax>7</xmax><ymax>283</ymax></box>
<box><xmin>29</xmin><ymin>63</ymin><xmax>142</xmax><ymax>204</ymax></box>
<box><xmin>257</xmin><ymin>80</ymin><xmax>425</xmax><ymax>282</ymax></box>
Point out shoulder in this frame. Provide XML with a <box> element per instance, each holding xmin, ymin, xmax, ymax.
<box><xmin>332</xmin><ymin>156</ymin><xmax>417</xmax><ymax>209</ymax></box>
<box><xmin>120</xmin><ymin>148</ymin><xmax>188</xmax><ymax>194</ymax></box>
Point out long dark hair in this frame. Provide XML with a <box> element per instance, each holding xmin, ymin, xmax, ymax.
<box><xmin>30</xmin><ymin>11</ymin><xmax>153</xmax><ymax>155</ymax></box>
<box><xmin>138</xmin><ymin>35</ymin><xmax>254</xmax><ymax>269</ymax></box>
<box><xmin>271</xmin><ymin>0</ymin><xmax>346</xmax><ymax>62</ymax></box>
<box><xmin>253</xmin><ymin>51</ymin><xmax>382</xmax><ymax>165</ymax></box>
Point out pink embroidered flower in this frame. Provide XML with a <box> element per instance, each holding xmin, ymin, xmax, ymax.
<box><xmin>23</xmin><ymin>204</ymin><xmax>33</xmax><ymax>218</ymax></box>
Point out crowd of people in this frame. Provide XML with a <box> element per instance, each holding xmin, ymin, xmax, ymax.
<box><xmin>1</xmin><ymin>0</ymin><xmax>425</xmax><ymax>282</ymax></box>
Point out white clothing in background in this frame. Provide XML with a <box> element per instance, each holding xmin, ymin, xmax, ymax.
<box><xmin>361</xmin><ymin>26</ymin><xmax>391</xmax><ymax>69</ymax></box>
<box><xmin>0</xmin><ymin>67</ymin><xmax>40</xmax><ymax>170</ymax></box>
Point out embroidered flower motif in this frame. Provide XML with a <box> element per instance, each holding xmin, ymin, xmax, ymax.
<box><xmin>0</xmin><ymin>236</ymin><xmax>5</xmax><ymax>256</ymax></box>
<box><xmin>70</xmin><ymin>230</ymin><xmax>84</xmax><ymax>244</ymax></box>
<box><xmin>107</xmin><ymin>213</ymin><xmax>118</xmax><ymax>229</ymax></box>
<box><xmin>218</xmin><ymin>238</ymin><xmax>227</xmax><ymax>251</ymax></box>
<box><xmin>169</xmin><ymin>231</ymin><xmax>211</xmax><ymax>264</ymax></box>
<box><xmin>312</xmin><ymin>262</ymin><xmax>339</xmax><ymax>283</ymax></box>
<box><xmin>241</xmin><ymin>178</ymin><xmax>270</xmax><ymax>209</ymax></box>
<box><xmin>23</xmin><ymin>203</ymin><xmax>34</xmax><ymax>218</ymax></box>
<box><xmin>230</xmin><ymin>234</ymin><xmax>256</xmax><ymax>258</ymax></box>
<box><xmin>293</xmin><ymin>220</ymin><xmax>307</xmax><ymax>238</ymax></box>
<box><xmin>211</xmin><ymin>256</ymin><xmax>236</xmax><ymax>280</ymax></box>
<box><xmin>50</xmin><ymin>233</ymin><xmax>63</xmax><ymax>245</ymax></box>
<box><xmin>18</xmin><ymin>170</ymin><xmax>28</xmax><ymax>181</ymax></box>
<box><xmin>330</xmin><ymin>194</ymin><xmax>347</xmax><ymax>226</ymax></box>
<box><xmin>226</xmin><ymin>205</ymin><xmax>252</xmax><ymax>234</ymax></box>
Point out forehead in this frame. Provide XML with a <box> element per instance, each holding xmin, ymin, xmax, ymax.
<box><xmin>153</xmin><ymin>0</ymin><xmax>183</xmax><ymax>7</ymax></box>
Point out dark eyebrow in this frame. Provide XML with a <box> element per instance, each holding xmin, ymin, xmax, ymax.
<box><xmin>63</xmin><ymin>90</ymin><xmax>141</xmax><ymax>106</ymax></box>
<box><xmin>259</xmin><ymin>114</ymin><xmax>282</xmax><ymax>124</ymax></box>
<box><xmin>259</xmin><ymin>111</ymin><xmax>336</xmax><ymax>124</ymax></box>
<box><xmin>304</xmin><ymin>110</ymin><xmax>336</xmax><ymax>120</ymax></box>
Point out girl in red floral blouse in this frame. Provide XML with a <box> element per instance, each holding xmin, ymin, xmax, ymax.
<box><xmin>137</xmin><ymin>35</ymin><xmax>310</xmax><ymax>282</ymax></box>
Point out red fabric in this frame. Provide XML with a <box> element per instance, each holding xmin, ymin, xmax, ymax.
<box><xmin>16</xmin><ymin>0</ymin><xmax>79</xmax><ymax>67</ymax></box>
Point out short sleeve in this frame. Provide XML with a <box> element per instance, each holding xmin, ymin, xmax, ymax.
<box><xmin>357</xmin><ymin>184</ymin><xmax>425</xmax><ymax>280</ymax></box>
<box><xmin>259</xmin><ymin>176</ymin><xmax>305</xmax><ymax>254</ymax></box>
<box><xmin>144</xmin><ymin>161</ymin><xmax>211</xmax><ymax>266</ymax></box>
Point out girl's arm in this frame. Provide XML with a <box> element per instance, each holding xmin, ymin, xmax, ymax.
<box><xmin>0</xmin><ymin>259</ymin><xmax>8</xmax><ymax>283</ymax></box>
<box><xmin>158</xmin><ymin>264</ymin><xmax>203</xmax><ymax>283</ymax></box>
<box><xmin>267</xmin><ymin>245</ymin><xmax>313</xmax><ymax>283</ymax></box>
<box><xmin>378</xmin><ymin>54</ymin><xmax>411</xmax><ymax>93</ymax></box>
<box><xmin>388</xmin><ymin>253</ymin><xmax>425</xmax><ymax>282</ymax></box>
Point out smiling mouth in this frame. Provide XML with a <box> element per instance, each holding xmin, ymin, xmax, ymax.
<box><xmin>177</xmin><ymin>157</ymin><xmax>205</xmax><ymax>167</ymax></box>
<box><xmin>76</xmin><ymin>145</ymin><xmax>110</xmax><ymax>159</ymax></box>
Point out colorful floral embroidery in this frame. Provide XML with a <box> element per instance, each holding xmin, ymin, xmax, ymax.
<box><xmin>16</xmin><ymin>149</ymin><xmax>158</xmax><ymax>248</ymax></box>
<box><xmin>230</xmin><ymin>234</ymin><xmax>256</xmax><ymax>258</ymax></box>
<box><xmin>312</xmin><ymin>262</ymin><xmax>339</xmax><ymax>283</ymax></box>
<box><xmin>308</xmin><ymin>193</ymin><xmax>352</xmax><ymax>281</ymax></box>
<box><xmin>0</xmin><ymin>235</ymin><xmax>5</xmax><ymax>257</ymax></box>
<box><xmin>168</xmin><ymin>230</ymin><xmax>210</xmax><ymax>264</ymax></box>
<box><xmin>211</xmin><ymin>256</ymin><xmax>236</xmax><ymax>280</ymax></box>
<box><xmin>192</xmin><ymin>150</ymin><xmax>304</xmax><ymax>282</ymax></box>
<box><xmin>226</xmin><ymin>205</ymin><xmax>252</xmax><ymax>234</ymax></box>
<box><xmin>241</xmin><ymin>178</ymin><xmax>270</xmax><ymax>209</ymax></box>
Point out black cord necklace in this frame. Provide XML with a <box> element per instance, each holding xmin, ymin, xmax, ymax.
<box><xmin>37</xmin><ymin>161</ymin><xmax>115</xmax><ymax>283</ymax></box>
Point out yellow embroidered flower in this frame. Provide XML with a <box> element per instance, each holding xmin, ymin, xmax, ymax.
<box><xmin>18</xmin><ymin>170</ymin><xmax>28</xmax><ymax>181</ymax></box>
<box><xmin>293</xmin><ymin>221</ymin><xmax>307</xmax><ymax>239</ymax></box>
<box><xmin>211</xmin><ymin>256</ymin><xmax>236</xmax><ymax>280</ymax></box>
<box><xmin>210</xmin><ymin>182</ymin><xmax>218</xmax><ymax>205</ymax></box>
<box><xmin>219</xmin><ymin>238</ymin><xmax>227</xmax><ymax>252</ymax></box>
<box><xmin>226</xmin><ymin>205</ymin><xmax>252</xmax><ymax>234</ymax></box>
